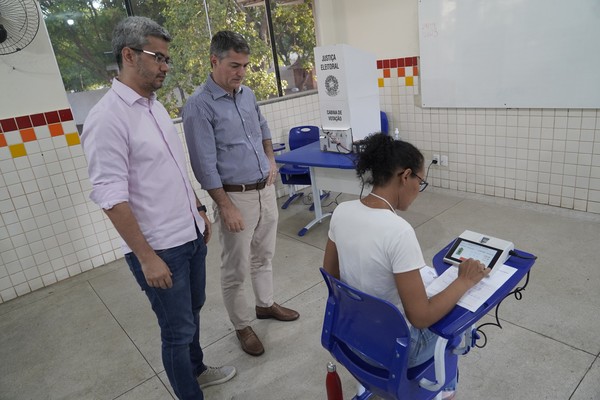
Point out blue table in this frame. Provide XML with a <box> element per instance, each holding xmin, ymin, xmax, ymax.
<box><xmin>275</xmin><ymin>141</ymin><xmax>358</xmax><ymax>236</ymax></box>
<box><xmin>430</xmin><ymin>242</ymin><xmax>536</xmax><ymax>342</ymax></box>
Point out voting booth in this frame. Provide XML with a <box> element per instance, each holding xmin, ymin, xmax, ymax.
<box><xmin>314</xmin><ymin>44</ymin><xmax>380</xmax><ymax>153</ymax></box>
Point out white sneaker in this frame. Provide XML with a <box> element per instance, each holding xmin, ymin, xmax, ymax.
<box><xmin>197</xmin><ymin>365</ymin><xmax>236</xmax><ymax>389</ymax></box>
<box><xmin>441</xmin><ymin>390</ymin><xmax>456</xmax><ymax>400</ymax></box>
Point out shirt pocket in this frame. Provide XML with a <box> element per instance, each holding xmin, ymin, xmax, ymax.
<box><xmin>239</xmin><ymin>106</ymin><xmax>262</xmax><ymax>139</ymax></box>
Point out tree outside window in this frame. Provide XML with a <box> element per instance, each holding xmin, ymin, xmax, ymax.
<box><xmin>42</xmin><ymin>0</ymin><xmax>317</xmax><ymax>117</ymax></box>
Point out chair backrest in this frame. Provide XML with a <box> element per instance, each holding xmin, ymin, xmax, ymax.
<box><xmin>320</xmin><ymin>268</ymin><xmax>410</xmax><ymax>399</ymax></box>
<box><xmin>289</xmin><ymin>125</ymin><xmax>320</xmax><ymax>151</ymax></box>
<box><xmin>320</xmin><ymin>268</ymin><xmax>456</xmax><ymax>400</ymax></box>
<box><xmin>380</xmin><ymin>111</ymin><xmax>389</xmax><ymax>135</ymax></box>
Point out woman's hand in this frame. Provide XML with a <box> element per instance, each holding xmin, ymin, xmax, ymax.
<box><xmin>456</xmin><ymin>258</ymin><xmax>490</xmax><ymax>288</ymax></box>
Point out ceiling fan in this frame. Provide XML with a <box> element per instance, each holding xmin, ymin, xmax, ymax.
<box><xmin>0</xmin><ymin>0</ymin><xmax>40</xmax><ymax>55</ymax></box>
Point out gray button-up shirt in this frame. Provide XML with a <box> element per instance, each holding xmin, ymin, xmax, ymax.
<box><xmin>183</xmin><ymin>74</ymin><xmax>272</xmax><ymax>190</ymax></box>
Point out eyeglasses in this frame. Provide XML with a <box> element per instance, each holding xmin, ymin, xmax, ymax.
<box><xmin>412</xmin><ymin>172</ymin><xmax>429</xmax><ymax>192</ymax></box>
<box><xmin>129</xmin><ymin>48</ymin><xmax>172</xmax><ymax>66</ymax></box>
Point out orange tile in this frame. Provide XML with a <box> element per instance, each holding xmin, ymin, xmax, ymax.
<box><xmin>65</xmin><ymin>132</ymin><xmax>81</xmax><ymax>146</ymax></box>
<box><xmin>0</xmin><ymin>133</ymin><xmax>6</xmax><ymax>147</ymax></box>
<box><xmin>397</xmin><ymin>67</ymin><xmax>405</xmax><ymax>77</ymax></box>
<box><xmin>20</xmin><ymin>128</ymin><xmax>37</xmax><ymax>142</ymax></box>
<box><xmin>9</xmin><ymin>143</ymin><xmax>27</xmax><ymax>158</ymax></box>
<box><xmin>49</xmin><ymin>123</ymin><xmax>64</xmax><ymax>137</ymax></box>
<box><xmin>413</xmin><ymin>66</ymin><xmax>419</xmax><ymax>76</ymax></box>
<box><xmin>405</xmin><ymin>76</ymin><xmax>414</xmax><ymax>86</ymax></box>
<box><xmin>383</xmin><ymin>68</ymin><xmax>391</xmax><ymax>78</ymax></box>
<box><xmin>378</xmin><ymin>78</ymin><xmax>385</xmax><ymax>87</ymax></box>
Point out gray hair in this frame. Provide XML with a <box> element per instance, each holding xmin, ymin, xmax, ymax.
<box><xmin>209</xmin><ymin>31</ymin><xmax>250</xmax><ymax>60</ymax></box>
<box><xmin>112</xmin><ymin>16</ymin><xmax>171</xmax><ymax>68</ymax></box>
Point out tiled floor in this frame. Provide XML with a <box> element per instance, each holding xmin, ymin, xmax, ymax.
<box><xmin>1</xmin><ymin>188</ymin><xmax>599</xmax><ymax>400</ymax></box>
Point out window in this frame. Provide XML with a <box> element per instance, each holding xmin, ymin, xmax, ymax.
<box><xmin>43</xmin><ymin>0</ymin><xmax>318</xmax><ymax>117</ymax></box>
<box><xmin>40</xmin><ymin>0</ymin><xmax>128</xmax><ymax>92</ymax></box>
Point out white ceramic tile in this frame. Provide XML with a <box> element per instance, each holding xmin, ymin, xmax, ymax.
<box><xmin>6</xmin><ymin>222</ymin><xmax>23</xmax><ymax>236</ymax></box>
<box><xmin>9</xmin><ymin>272</ymin><xmax>26</xmax><ymax>286</ymax></box>
<box><xmin>52</xmin><ymin>136</ymin><xmax>67</xmax><ymax>149</ymax></box>
<box><xmin>54</xmin><ymin>267</ymin><xmax>69</xmax><ymax>281</ymax></box>
<box><xmin>33</xmin><ymin>164</ymin><xmax>48</xmax><ymax>179</ymax></box>
<box><xmin>5</xmin><ymin>259</ymin><xmax>22</xmax><ymax>275</ymax></box>
<box><xmin>60</xmin><ymin>159</ymin><xmax>75</xmax><ymax>172</ymax></box>
<box><xmin>28</xmin><ymin>277</ymin><xmax>44</xmax><ymax>291</ymax></box>
<box><xmin>0</xmin><ymin>265</ymin><xmax>9</xmax><ymax>281</ymax></box>
<box><xmin>567</xmin><ymin>116</ymin><xmax>582</xmax><ymax>129</ymax></box>
<box><xmin>43</xmin><ymin>237</ymin><xmax>59</xmax><ymax>253</ymax></box>
<box><xmin>0</xmin><ymin>187</ymin><xmax>9</xmax><ymax>202</ymax></box>
<box><xmin>33</xmin><ymin>250</ymin><xmax>50</xmax><ymax>266</ymax></box>
<box><xmin>38</xmin><ymin>138</ymin><xmax>54</xmax><ymax>152</ymax></box>
<box><xmin>25</xmin><ymin>192</ymin><xmax>42</xmax><ymax>206</ymax></box>
<box><xmin>19</xmin><ymin>255</ymin><xmax>34</xmax><ymax>270</ymax></box>
<box><xmin>45</xmin><ymin>161</ymin><xmax>62</xmax><ymax>176</ymax></box>
<box><xmin>34</xmin><ymin>214</ymin><xmax>51</xmax><ymax>228</ymax></box>
<box><xmin>41</xmin><ymin>272</ymin><xmax>57</xmax><ymax>286</ymax></box>
<box><xmin>21</xmin><ymin>180</ymin><xmax>38</xmax><ymax>195</ymax></box>
<box><xmin>0</xmin><ymin>199</ymin><xmax>14</xmax><ymax>214</ymax></box>
<box><xmin>10</xmin><ymin>231</ymin><xmax>27</xmax><ymax>248</ymax></box>
<box><xmin>24</xmin><ymin>141</ymin><xmax>41</xmax><ymax>155</ymax></box>
<box><xmin>0</xmin><ymin>276</ymin><xmax>12</xmax><ymax>291</ymax></box>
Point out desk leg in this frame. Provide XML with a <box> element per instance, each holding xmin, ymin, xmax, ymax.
<box><xmin>297</xmin><ymin>166</ymin><xmax>332</xmax><ymax>236</ymax></box>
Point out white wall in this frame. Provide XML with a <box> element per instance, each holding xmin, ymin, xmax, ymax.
<box><xmin>314</xmin><ymin>0</ymin><xmax>419</xmax><ymax>57</ymax></box>
<box><xmin>313</xmin><ymin>0</ymin><xmax>600</xmax><ymax>214</ymax></box>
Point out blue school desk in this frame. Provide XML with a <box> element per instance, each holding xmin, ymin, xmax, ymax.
<box><xmin>430</xmin><ymin>242</ymin><xmax>536</xmax><ymax>342</ymax></box>
<box><xmin>274</xmin><ymin>141</ymin><xmax>358</xmax><ymax>236</ymax></box>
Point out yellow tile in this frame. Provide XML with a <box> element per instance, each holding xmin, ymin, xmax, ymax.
<box><xmin>378</xmin><ymin>78</ymin><xmax>384</xmax><ymax>87</ymax></box>
<box><xmin>9</xmin><ymin>143</ymin><xmax>27</xmax><ymax>158</ymax></box>
<box><xmin>405</xmin><ymin>76</ymin><xmax>414</xmax><ymax>86</ymax></box>
<box><xmin>65</xmin><ymin>132</ymin><xmax>81</xmax><ymax>146</ymax></box>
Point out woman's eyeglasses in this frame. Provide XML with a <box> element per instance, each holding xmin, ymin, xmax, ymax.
<box><xmin>411</xmin><ymin>172</ymin><xmax>429</xmax><ymax>192</ymax></box>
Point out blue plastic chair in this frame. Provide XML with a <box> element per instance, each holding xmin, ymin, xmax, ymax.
<box><xmin>278</xmin><ymin>126</ymin><xmax>329</xmax><ymax>210</ymax></box>
<box><xmin>380</xmin><ymin>111</ymin><xmax>389</xmax><ymax>135</ymax></box>
<box><xmin>320</xmin><ymin>268</ymin><xmax>462</xmax><ymax>400</ymax></box>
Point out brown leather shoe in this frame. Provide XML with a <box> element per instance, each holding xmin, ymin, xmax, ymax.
<box><xmin>235</xmin><ymin>326</ymin><xmax>264</xmax><ymax>356</ymax></box>
<box><xmin>255</xmin><ymin>303</ymin><xmax>300</xmax><ymax>321</ymax></box>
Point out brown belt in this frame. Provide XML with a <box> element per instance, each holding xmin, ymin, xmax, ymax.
<box><xmin>222</xmin><ymin>180</ymin><xmax>267</xmax><ymax>192</ymax></box>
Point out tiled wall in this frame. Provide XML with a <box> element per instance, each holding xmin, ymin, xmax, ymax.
<box><xmin>0</xmin><ymin>108</ymin><xmax>122</xmax><ymax>302</ymax></box>
<box><xmin>0</xmin><ymin>93</ymin><xmax>321</xmax><ymax>303</ymax></box>
<box><xmin>376</xmin><ymin>56</ymin><xmax>600</xmax><ymax>215</ymax></box>
<box><xmin>0</xmin><ymin>110</ymin><xmax>79</xmax><ymax>159</ymax></box>
<box><xmin>377</xmin><ymin>56</ymin><xmax>419</xmax><ymax>89</ymax></box>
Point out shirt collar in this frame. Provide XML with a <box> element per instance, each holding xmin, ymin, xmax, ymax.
<box><xmin>111</xmin><ymin>77</ymin><xmax>157</xmax><ymax>107</ymax></box>
<box><xmin>206</xmin><ymin>73</ymin><xmax>243</xmax><ymax>100</ymax></box>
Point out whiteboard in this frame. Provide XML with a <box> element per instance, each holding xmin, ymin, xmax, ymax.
<box><xmin>418</xmin><ymin>0</ymin><xmax>600</xmax><ymax>108</ymax></box>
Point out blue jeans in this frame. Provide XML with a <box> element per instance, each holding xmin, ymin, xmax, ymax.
<box><xmin>125</xmin><ymin>236</ymin><xmax>208</xmax><ymax>400</ymax></box>
<box><xmin>409</xmin><ymin>327</ymin><xmax>457</xmax><ymax>391</ymax></box>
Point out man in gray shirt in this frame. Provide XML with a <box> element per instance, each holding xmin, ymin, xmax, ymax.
<box><xmin>183</xmin><ymin>31</ymin><xmax>299</xmax><ymax>357</ymax></box>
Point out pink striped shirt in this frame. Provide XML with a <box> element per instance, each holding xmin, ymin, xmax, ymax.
<box><xmin>82</xmin><ymin>79</ymin><xmax>204</xmax><ymax>253</ymax></box>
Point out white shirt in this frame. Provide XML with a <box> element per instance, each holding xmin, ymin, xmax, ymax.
<box><xmin>328</xmin><ymin>200</ymin><xmax>426</xmax><ymax>318</ymax></box>
<box><xmin>81</xmin><ymin>79</ymin><xmax>204</xmax><ymax>253</ymax></box>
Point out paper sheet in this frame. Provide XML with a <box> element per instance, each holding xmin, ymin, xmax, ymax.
<box><xmin>425</xmin><ymin>264</ymin><xmax>517</xmax><ymax>312</ymax></box>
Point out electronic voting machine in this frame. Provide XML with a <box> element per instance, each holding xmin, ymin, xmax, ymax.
<box><xmin>443</xmin><ymin>230</ymin><xmax>514</xmax><ymax>274</ymax></box>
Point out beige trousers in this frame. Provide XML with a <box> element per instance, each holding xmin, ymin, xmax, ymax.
<box><xmin>214</xmin><ymin>184</ymin><xmax>278</xmax><ymax>330</ymax></box>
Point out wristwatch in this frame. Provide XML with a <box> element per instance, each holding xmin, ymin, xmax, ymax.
<box><xmin>197</xmin><ymin>205</ymin><xmax>207</xmax><ymax>213</ymax></box>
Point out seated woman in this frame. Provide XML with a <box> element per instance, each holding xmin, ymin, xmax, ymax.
<box><xmin>323</xmin><ymin>133</ymin><xmax>490</xmax><ymax>400</ymax></box>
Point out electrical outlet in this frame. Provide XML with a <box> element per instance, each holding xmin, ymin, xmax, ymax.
<box><xmin>441</xmin><ymin>155</ymin><xmax>449</xmax><ymax>167</ymax></box>
<box><xmin>433</xmin><ymin>154</ymin><xmax>440</xmax><ymax>165</ymax></box>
